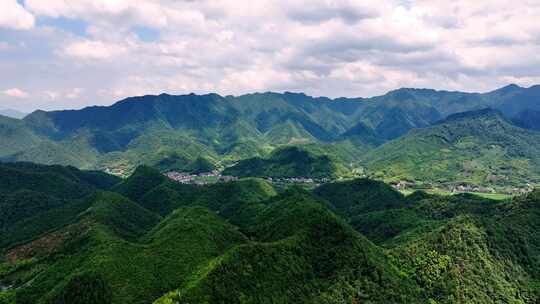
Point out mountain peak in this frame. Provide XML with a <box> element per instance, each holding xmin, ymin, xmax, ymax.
<box><xmin>384</xmin><ymin>87</ymin><xmax>440</xmax><ymax>101</ymax></box>
<box><xmin>283</xmin><ymin>91</ymin><xmax>307</xmax><ymax>97</ymax></box>
<box><xmin>490</xmin><ymin>83</ymin><xmax>523</xmax><ymax>95</ymax></box>
<box><xmin>502</xmin><ymin>83</ymin><xmax>522</xmax><ymax>90</ymax></box>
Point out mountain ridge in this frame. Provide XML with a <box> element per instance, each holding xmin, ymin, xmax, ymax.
<box><xmin>1</xmin><ymin>84</ymin><xmax>539</xmax><ymax>183</ymax></box>
<box><xmin>364</xmin><ymin>108</ymin><xmax>540</xmax><ymax>186</ymax></box>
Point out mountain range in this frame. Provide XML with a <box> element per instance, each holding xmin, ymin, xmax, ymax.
<box><xmin>1</xmin><ymin>84</ymin><xmax>540</xmax><ymax>186</ymax></box>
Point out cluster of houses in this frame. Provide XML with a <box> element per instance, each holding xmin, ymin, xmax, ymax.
<box><xmin>391</xmin><ymin>179</ymin><xmax>536</xmax><ymax>196</ymax></box>
<box><xmin>164</xmin><ymin>171</ymin><xmax>237</xmax><ymax>185</ymax></box>
<box><xmin>447</xmin><ymin>183</ymin><xmax>535</xmax><ymax>195</ymax></box>
<box><xmin>265</xmin><ymin>176</ymin><xmax>331</xmax><ymax>185</ymax></box>
<box><xmin>164</xmin><ymin>171</ymin><xmax>335</xmax><ymax>187</ymax></box>
<box><xmin>104</xmin><ymin>165</ymin><xmax>131</xmax><ymax>178</ymax></box>
<box><xmin>450</xmin><ymin>184</ymin><xmax>496</xmax><ymax>194</ymax></box>
<box><xmin>506</xmin><ymin>186</ymin><xmax>535</xmax><ymax>195</ymax></box>
<box><xmin>391</xmin><ymin>180</ymin><xmax>416</xmax><ymax>190</ymax></box>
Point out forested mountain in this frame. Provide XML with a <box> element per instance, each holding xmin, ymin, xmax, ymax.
<box><xmin>1</xmin><ymin>84</ymin><xmax>539</xmax><ymax>179</ymax></box>
<box><xmin>364</xmin><ymin>109</ymin><xmax>540</xmax><ymax>186</ymax></box>
<box><xmin>0</xmin><ymin>116</ymin><xmax>43</xmax><ymax>158</ymax></box>
<box><xmin>0</xmin><ymin>163</ymin><xmax>120</xmax><ymax>250</ymax></box>
<box><xmin>513</xmin><ymin>109</ymin><xmax>540</xmax><ymax>131</ymax></box>
<box><xmin>223</xmin><ymin>146</ymin><xmax>347</xmax><ymax>179</ymax></box>
<box><xmin>2</xmin><ymin>163</ymin><xmax>540</xmax><ymax>303</ymax></box>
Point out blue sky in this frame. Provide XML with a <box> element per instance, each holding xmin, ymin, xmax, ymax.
<box><xmin>1</xmin><ymin>0</ymin><xmax>540</xmax><ymax>112</ymax></box>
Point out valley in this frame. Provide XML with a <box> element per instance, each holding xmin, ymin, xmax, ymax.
<box><xmin>2</xmin><ymin>85</ymin><xmax>540</xmax><ymax>192</ymax></box>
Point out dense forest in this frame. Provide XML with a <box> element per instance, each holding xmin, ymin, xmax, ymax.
<box><xmin>1</xmin><ymin>163</ymin><xmax>540</xmax><ymax>303</ymax></box>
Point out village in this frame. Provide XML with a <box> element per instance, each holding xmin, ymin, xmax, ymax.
<box><xmin>164</xmin><ymin>170</ymin><xmax>237</xmax><ymax>185</ymax></box>
<box><xmin>391</xmin><ymin>180</ymin><xmax>536</xmax><ymax>196</ymax></box>
<box><xmin>164</xmin><ymin>170</ymin><xmax>333</xmax><ymax>187</ymax></box>
<box><xmin>107</xmin><ymin>164</ymin><xmax>536</xmax><ymax>196</ymax></box>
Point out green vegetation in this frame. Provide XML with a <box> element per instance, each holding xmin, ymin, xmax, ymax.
<box><xmin>223</xmin><ymin>146</ymin><xmax>348</xmax><ymax>178</ymax></box>
<box><xmin>364</xmin><ymin>109</ymin><xmax>540</xmax><ymax>186</ymax></box>
<box><xmin>3</xmin><ymin>161</ymin><xmax>540</xmax><ymax>303</ymax></box>
<box><xmin>2</xmin><ymin>195</ymin><xmax>248</xmax><ymax>304</ymax></box>
<box><xmin>1</xmin><ymin>85</ymin><xmax>539</xmax><ymax>187</ymax></box>
<box><xmin>0</xmin><ymin>163</ymin><xmax>120</xmax><ymax>249</ymax></box>
<box><xmin>53</xmin><ymin>272</ymin><xmax>113</xmax><ymax>304</ymax></box>
<box><xmin>401</xmin><ymin>189</ymin><xmax>513</xmax><ymax>201</ymax></box>
<box><xmin>313</xmin><ymin>180</ymin><xmax>540</xmax><ymax>303</ymax></box>
<box><xmin>315</xmin><ymin>178</ymin><xmax>408</xmax><ymax>215</ymax></box>
<box><xmin>155</xmin><ymin>156</ymin><xmax>216</xmax><ymax>173</ymax></box>
<box><xmin>4</xmin><ymin>85</ymin><xmax>540</xmax><ymax>304</ymax></box>
<box><xmin>156</xmin><ymin>190</ymin><xmax>422</xmax><ymax>304</ymax></box>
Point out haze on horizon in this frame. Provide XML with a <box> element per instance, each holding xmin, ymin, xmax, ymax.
<box><xmin>1</xmin><ymin>0</ymin><xmax>540</xmax><ymax>112</ymax></box>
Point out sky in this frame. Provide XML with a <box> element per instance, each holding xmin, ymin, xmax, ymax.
<box><xmin>1</xmin><ymin>0</ymin><xmax>540</xmax><ymax>112</ymax></box>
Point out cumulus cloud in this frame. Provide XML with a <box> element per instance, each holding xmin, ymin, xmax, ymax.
<box><xmin>2</xmin><ymin>0</ymin><xmax>540</xmax><ymax>111</ymax></box>
<box><xmin>65</xmin><ymin>88</ymin><xmax>84</xmax><ymax>99</ymax></box>
<box><xmin>63</xmin><ymin>40</ymin><xmax>128</xmax><ymax>60</ymax></box>
<box><xmin>0</xmin><ymin>0</ymin><xmax>35</xmax><ymax>30</ymax></box>
<box><xmin>285</xmin><ymin>0</ymin><xmax>379</xmax><ymax>24</ymax></box>
<box><xmin>26</xmin><ymin>0</ymin><xmax>168</xmax><ymax>28</ymax></box>
<box><xmin>3</xmin><ymin>88</ymin><xmax>29</xmax><ymax>98</ymax></box>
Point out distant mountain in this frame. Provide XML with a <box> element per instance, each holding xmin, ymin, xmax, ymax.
<box><xmin>485</xmin><ymin>84</ymin><xmax>540</xmax><ymax>116</ymax></box>
<box><xmin>0</xmin><ymin>109</ymin><xmax>27</xmax><ymax>119</ymax></box>
<box><xmin>512</xmin><ymin>109</ymin><xmax>540</xmax><ymax>131</ymax></box>
<box><xmin>363</xmin><ymin>108</ymin><xmax>540</xmax><ymax>185</ymax></box>
<box><xmin>0</xmin><ymin>115</ymin><xmax>43</xmax><ymax>158</ymax></box>
<box><xmin>0</xmin><ymin>84</ymin><xmax>539</xmax><ymax>177</ymax></box>
<box><xmin>339</xmin><ymin>120</ymin><xmax>384</xmax><ymax>146</ymax></box>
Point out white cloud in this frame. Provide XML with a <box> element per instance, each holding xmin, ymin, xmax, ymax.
<box><xmin>0</xmin><ymin>0</ymin><xmax>35</xmax><ymax>30</ymax></box>
<box><xmin>65</xmin><ymin>88</ymin><xmax>84</xmax><ymax>99</ymax></box>
<box><xmin>3</xmin><ymin>88</ymin><xmax>29</xmax><ymax>98</ymax></box>
<box><xmin>63</xmin><ymin>40</ymin><xmax>128</xmax><ymax>60</ymax></box>
<box><xmin>26</xmin><ymin>0</ymin><xmax>167</xmax><ymax>28</ymax></box>
<box><xmin>44</xmin><ymin>91</ymin><xmax>60</xmax><ymax>100</ymax></box>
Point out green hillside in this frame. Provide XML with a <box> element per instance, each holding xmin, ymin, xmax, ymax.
<box><xmin>386</xmin><ymin>191</ymin><xmax>540</xmax><ymax>303</ymax></box>
<box><xmin>156</xmin><ymin>190</ymin><xmax>422</xmax><ymax>304</ymax></box>
<box><xmin>0</xmin><ymin>163</ymin><xmax>120</xmax><ymax>250</ymax></box>
<box><xmin>5</xmin><ymin>197</ymin><xmax>247</xmax><ymax>304</ymax></box>
<box><xmin>3</xmin><ymin>164</ymin><xmax>540</xmax><ymax>303</ymax></box>
<box><xmin>312</xmin><ymin>178</ymin><xmax>540</xmax><ymax>303</ymax></box>
<box><xmin>223</xmin><ymin>146</ymin><xmax>348</xmax><ymax>178</ymax></box>
<box><xmin>0</xmin><ymin>116</ymin><xmax>43</xmax><ymax>159</ymax></box>
<box><xmin>364</xmin><ymin>109</ymin><xmax>540</xmax><ymax>186</ymax></box>
<box><xmin>315</xmin><ymin>178</ymin><xmax>408</xmax><ymax>215</ymax></box>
